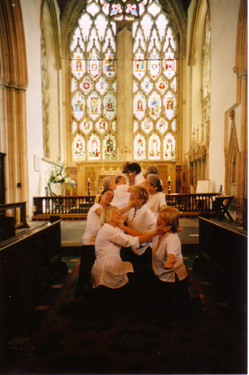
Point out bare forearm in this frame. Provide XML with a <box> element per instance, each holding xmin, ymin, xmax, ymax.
<box><xmin>138</xmin><ymin>229</ymin><xmax>158</xmax><ymax>243</ymax></box>
<box><xmin>118</xmin><ymin>223</ymin><xmax>142</xmax><ymax>236</ymax></box>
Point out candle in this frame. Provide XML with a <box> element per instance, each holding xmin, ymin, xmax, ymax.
<box><xmin>88</xmin><ymin>178</ymin><xmax>91</xmax><ymax>183</ymax></box>
<box><xmin>168</xmin><ymin>176</ymin><xmax>171</xmax><ymax>181</ymax></box>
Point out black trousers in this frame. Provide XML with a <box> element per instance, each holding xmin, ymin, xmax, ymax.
<box><xmin>153</xmin><ymin>275</ymin><xmax>201</xmax><ymax>318</ymax></box>
<box><xmin>75</xmin><ymin>245</ymin><xmax>96</xmax><ymax>298</ymax></box>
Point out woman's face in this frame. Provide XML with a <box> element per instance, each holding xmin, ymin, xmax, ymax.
<box><xmin>157</xmin><ymin>210</ymin><xmax>168</xmax><ymax>228</ymax></box>
<box><xmin>117</xmin><ymin>176</ymin><xmax>126</xmax><ymax>185</ymax></box>
<box><xmin>130</xmin><ymin>192</ymin><xmax>144</xmax><ymax>208</ymax></box>
<box><xmin>101</xmin><ymin>190</ymin><xmax>114</xmax><ymax>206</ymax></box>
<box><xmin>144</xmin><ymin>179</ymin><xmax>158</xmax><ymax>194</ymax></box>
<box><xmin>109</xmin><ymin>178</ymin><xmax>116</xmax><ymax>190</ymax></box>
<box><xmin>110</xmin><ymin>207</ymin><xmax>122</xmax><ymax>226</ymax></box>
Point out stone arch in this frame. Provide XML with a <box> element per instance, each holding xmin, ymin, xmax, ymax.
<box><xmin>41</xmin><ymin>0</ymin><xmax>62</xmax><ymax>160</ymax></box>
<box><xmin>0</xmin><ymin>0</ymin><xmax>29</xmax><ymax>204</ymax></box>
<box><xmin>41</xmin><ymin>0</ymin><xmax>61</xmax><ymax>70</ymax></box>
<box><xmin>188</xmin><ymin>0</ymin><xmax>210</xmax><ymax>66</ymax></box>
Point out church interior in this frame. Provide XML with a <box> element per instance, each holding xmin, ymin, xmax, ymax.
<box><xmin>0</xmin><ymin>0</ymin><xmax>247</xmax><ymax>374</ymax></box>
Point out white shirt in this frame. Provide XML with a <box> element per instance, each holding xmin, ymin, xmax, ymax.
<box><xmin>82</xmin><ymin>203</ymin><xmax>102</xmax><ymax>245</ymax></box>
<box><xmin>116</xmin><ymin>184</ymin><xmax>129</xmax><ymax>192</ymax></box>
<box><xmin>146</xmin><ymin>192</ymin><xmax>166</xmax><ymax>217</ymax></box>
<box><xmin>111</xmin><ymin>189</ymin><xmax>130</xmax><ymax>209</ymax></box>
<box><xmin>152</xmin><ymin>232</ymin><xmax>188</xmax><ymax>282</ymax></box>
<box><xmin>91</xmin><ymin>223</ymin><xmax>140</xmax><ymax>289</ymax></box>
<box><xmin>122</xmin><ymin>204</ymin><xmax>156</xmax><ymax>254</ymax></box>
<box><xmin>134</xmin><ymin>172</ymin><xmax>145</xmax><ymax>185</ymax></box>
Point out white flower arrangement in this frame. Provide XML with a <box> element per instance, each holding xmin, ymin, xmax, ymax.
<box><xmin>48</xmin><ymin>161</ymin><xmax>76</xmax><ymax>193</ymax></box>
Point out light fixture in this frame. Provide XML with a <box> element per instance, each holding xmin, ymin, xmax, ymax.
<box><xmin>100</xmin><ymin>0</ymin><xmax>149</xmax><ymax>21</ymax></box>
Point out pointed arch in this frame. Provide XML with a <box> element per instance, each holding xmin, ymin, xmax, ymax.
<box><xmin>60</xmin><ymin>0</ymin><xmax>187</xmax><ymax>57</ymax></box>
<box><xmin>41</xmin><ymin>0</ymin><xmax>61</xmax><ymax>70</ymax></box>
<box><xmin>0</xmin><ymin>0</ymin><xmax>29</xmax><ymax>206</ymax></box>
<box><xmin>188</xmin><ymin>0</ymin><xmax>210</xmax><ymax>66</ymax></box>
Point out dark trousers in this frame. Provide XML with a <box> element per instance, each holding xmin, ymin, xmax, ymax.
<box><xmin>75</xmin><ymin>245</ymin><xmax>96</xmax><ymax>298</ymax></box>
<box><xmin>153</xmin><ymin>275</ymin><xmax>201</xmax><ymax>318</ymax></box>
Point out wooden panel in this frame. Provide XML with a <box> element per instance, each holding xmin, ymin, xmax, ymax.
<box><xmin>193</xmin><ymin>217</ymin><xmax>247</xmax><ymax>313</ymax></box>
<box><xmin>0</xmin><ymin>221</ymin><xmax>68</xmax><ymax>339</ymax></box>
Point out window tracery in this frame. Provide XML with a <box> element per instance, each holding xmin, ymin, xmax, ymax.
<box><xmin>70</xmin><ymin>0</ymin><xmax>177</xmax><ymax>162</ymax></box>
<box><xmin>71</xmin><ymin>0</ymin><xmax>117</xmax><ymax>161</ymax></box>
<box><xmin>133</xmin><ymin>0</ymin><xmax>177</xmax><ymax>160</ymax></box>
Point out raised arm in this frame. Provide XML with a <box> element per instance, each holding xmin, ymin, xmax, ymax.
<box><xmin>118</xmin><ymin>223</ymin><xmax>142</xmax><ymax>237</ymax></box>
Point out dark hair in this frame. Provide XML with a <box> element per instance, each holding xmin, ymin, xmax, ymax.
<box><xmin>99</xmin><ymin>188</ymin><xmax>114</xmax><ymax>203</ymax></box>
<box><xmin>127</xmin><ymin>162</ymin><xmax>141</xmax><ymax>175</ymax></box>
<box><xmin>122</xmin><ymin>162</ymin><xmax>130</xmax><ymax>173</ymax></box>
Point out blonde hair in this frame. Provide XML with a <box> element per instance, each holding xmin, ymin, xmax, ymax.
<box><xmin>100</xmin><ymin>205</ymin><xmax>119</xmax><ymax>226</ymax></box>
<box><xmin>159</xmin><ymin>205</ymin><xmax>179</xmax><ymax>233</ymax></box>
<box><xmin>131</xmin><ymin>185</ymin><xmax>149</xmax><ymax>204</ymax></box>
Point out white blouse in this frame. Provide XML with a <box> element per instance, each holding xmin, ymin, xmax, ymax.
<box><xmin>146</xmin><ymin>192</ymin><xmax>166</xmax><ymax>217</ymax></box>
<box><xmin>134</xmin><ymin>172</ymin><xmax>145</xmax><ymax>185</ymax></box>
<box><xmin>91</xmin><ymin>223</ymin><xmax>140</xmax><ymax>289</ymax></box>
<box><xmin>82</xmin><ymin>203</ymin><xmax>102</xmax><ymax>245</ymax></box>
<box><xmin>152</xmin><ymin>232</ymin><xmax>188</xmax><ymax>282</ymax></box>
<box><xmin>111</xmin><ymin>189</ymin><xmax>131</xmax><ymax>209</ymax></box>
<box><xmin>122</xmin><ymin>204</ymin><xmax>156</xmax><ymax>255</ymax></box>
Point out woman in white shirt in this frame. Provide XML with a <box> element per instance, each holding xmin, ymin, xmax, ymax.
<box><xmin>91</xmin><ymin>205</ymin><xmax>164</xmax><ymax>311</ymax></box>
<box><xmin>122</xmin><ymin>185</ymin><xmax>156</xmax><ymax>255</ymax></box>
<box><xmin>144</xmin><ymin>174</ymin><xmax>166</xmax><ymax>217</ymax></box>
<box><xmin>82</xmin><ymin>188</ymin><xmax>114</xmax><ymax>245</ymax></box>
<box><xmin>77</xmin><ymin>188</ymin><xmax>135</xmax><ymax>300</ymax></box>
<box><xmin>151</xmin><ymin>205</ymin><xmax>203</xmax><ymax>319</ymax></box>
<box><xmin>76</xmin><ymin>188</ymin><xmax>115</xmax><ymax>299</ymax></box>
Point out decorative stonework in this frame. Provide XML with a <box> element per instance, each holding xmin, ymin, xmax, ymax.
<box><xmin>41</xmin><ymin>29</ymin><xmax>50</xmax><ymax>159</ymax></box>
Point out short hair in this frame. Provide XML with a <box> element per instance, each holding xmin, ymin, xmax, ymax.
<box><xmin>115</xmin><ymin>175</ymin><xmax>125</xmax><ymax>184</ymax></box>
<box><xmin>131</xmin><ymin>185</ymin><xmax>149</xmax><ymax>204</ymax></box>
<box><xmin>127</xmin><ymin>162</ymin><xmax>141</xmax><ymax>175</ymax></box>
<box><xmin>159</xmin><ymin>205</ymin><xmax>179</xmax><ymax>233</ymax></box>
<box><xmin>147</xmin><ymin>174</ymin><xmax>163</xmax><ymax>192</ymax></box>
<box><xmin>146</xmin><ymin>165</ymin><xmax>158</xmax><ymax>175</ymax></box>
<box><xmin>102</xmin><ymin>176</ymin><xmax>115</xmax><ymax>190</ymax></box>
<box><xmin>100</xmin><ymin>205</ymin><xmax>119</xmax><ymax>226</ymax></box>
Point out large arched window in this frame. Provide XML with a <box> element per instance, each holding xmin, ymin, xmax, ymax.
<box><xmin>70</xmin><ymin>0</ymin><xmax>177</xmax><ymax>162</ymax></box>
<box><xmin>71</xmin><ymin>0</ymin><xmax>117</xmax><ymax>161</ymax></box>
<box><xmin>133</xmin><ymin>1</ymin><xmax>177</xmax><ymax>161</ymax></box>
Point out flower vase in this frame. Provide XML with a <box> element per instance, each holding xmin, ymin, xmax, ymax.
<box><xmin>50</xmin><ymin>182</ymin><xmax>65</xmax><ymax>196</ymax></box>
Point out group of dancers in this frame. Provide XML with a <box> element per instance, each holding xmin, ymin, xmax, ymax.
<box><xmin>76</xmin><ymin>162</ymin><xmax>205</xmax><ymax>318</ymax></box>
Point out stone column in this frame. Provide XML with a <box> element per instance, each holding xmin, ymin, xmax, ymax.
<box><xmin>116</xmin><ymin>27</ymin><xmax>133</xmax><ymax>162</ymax></box>
<box><xmin>7</xmin><ymin>85</ymin><xmax>18</xmax><ymax>202</ymax></box>
<box><xmin>17</xmin><ymin>86</ymin><xmax>29</xmax><ymax>206</ymax></box>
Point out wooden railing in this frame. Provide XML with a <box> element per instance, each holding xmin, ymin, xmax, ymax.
<box><xmin>0</xmin><ymin>202</ymin><xmax>29</xmax><ymax>228</ymax></box>
<box><xmin>165</xmin><ymin>193</ymin><xmax>217</xmax><ymax>214</ymax></box>
<box><xmin>33</xmin><ymin>196</ymin><xmax>96</xmax><ymax>220</ymax></box>
<box><xmin>32</xmin><ymin>193</ymin><xmax>219</xmax><ymax>220</ymax></box>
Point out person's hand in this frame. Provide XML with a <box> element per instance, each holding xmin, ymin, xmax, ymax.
<box><xmin>157</xmin><ymin>225</ymin><xmax>172</xmax><ymax>235</ymax></box>
<box><xmin>163</xmin><ymin>260</ymin><xmax>174</xmax><ymax>269</ymax></box>
<box><xmin>117</xmin><ymin>218</ymin><xmax>124</xmax><ymax>228</ymax></box>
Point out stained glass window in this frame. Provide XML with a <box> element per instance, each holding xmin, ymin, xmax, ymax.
<box><xmin>101</xmin><ymin>0</ymin><xmax>149</xmax><ymax>22</ymax></box>
<box><xmin>71</xmin><ymin>0</ymin><xmax>177</xmax><ymax>162</ymax></box>
<box><xmin>133</xmin><ymin>0</ymin><xmax>177</xmax><ymax>160</ymax></box>
<box><xmin>71</xmin><ymin>0</ymin><xmax>117</xmax><ymax>161</ymax></box>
